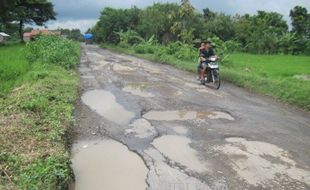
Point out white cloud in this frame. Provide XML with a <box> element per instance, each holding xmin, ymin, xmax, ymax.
<box><xmin>46</xmin><ymin>0</ymin><xmax>310</xmax><ymax>32</ymax></box>
<box><xmin>46</xmin><ymin>19</ymin><xmax>98</xmax><ymax>33</ymax></box>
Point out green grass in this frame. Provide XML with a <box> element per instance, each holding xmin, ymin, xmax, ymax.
<box><xmin>228</xmin><ymin>53</ymin><xmax>310</xmax><ymax>78</ymax></box>
<box><xmin>0</xmin><ymin>39</ymin><xmax>80</xmax><ymax>189</ymax></box>
<box><xmin>102</xmin><ymin>44</ymin><xmax>310</xmax><ymax>111</ymax></box>
<box><xmin>222</xmin><ymin>53</ymin><xmax>310</xmax><ymax>110</ymax></box>
<box><xmin>0</xmin><ymin>44</ymin><xmax>30</xmax><ymax>94</ymax></box>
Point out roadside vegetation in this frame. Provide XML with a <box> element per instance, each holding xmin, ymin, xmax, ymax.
<box><xmin>93</xmin><ymin>0</ymin><xmax>310</xmax><ymax>110</ymax></box>
<box><xmin>0</xmin><ymin>36</ymin><xmax>80</xmax><ymax>189</ymax></box>
<box><xmin>101</xmin><ymin>38</ymin><xmax>310</xmax><ymax>110</ymax></box>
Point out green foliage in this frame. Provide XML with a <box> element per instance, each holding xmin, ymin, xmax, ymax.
<box><xmin>115</xmin><ymin>29</ymin><xmax>144</xmax><ymax>47</ymax></box>
<box><xmin>137</xmin><ymin>3</ymin><xmax>179</xmax><ymax>41</ymax></box>
<box><xmin>0</xmin><ymin>0</ymin><xmax>56</xmax><ymax>42</ymax></box>
<box><xmin>60</xmin><ymin>28</ymin><xmax>84</xmax><ymax>42</ymax></box>
<box><xmin>19</xmin><ymin>155</ymin><xmax>72</xmax><ymax>190</ymax></box>
<box><xmin>0</xmin><ymin>36</ymin><xmax>80</xmax><ymax>189</ymax></box>
<box><xmin>224</xmin><ymin>40</ymin><xmax>241</xmax><ymax>53</ymax></box>
<box><xmin>235</xmin><ymin>11</ymin><xmax>289</xmax><ymax>54</ymax></box>
<box><xmin>290</xmin><ymin>6</ymin><xmax>310</xmax><ymax>39</ymax></box>
<box><xmin>92</xmin><ymin>7</ymin><xmax>141</xmax><ymax>43</ymax></box>
<box><xmin>0</xmin><ymin>43</ymin><xmax>30</xmax><ymax>94</ymax></box>
<box><xmin>93</xmin><ymin>2</ymin><xmax>310</xmax><ymax>55</ymax></box>
<box><xmin>223</xmin><ymin>53</ymin><xmax>310</xmax><ymax>110</ymax></box>
<box><xmin>204</xmin><ymin>13</ymin><xmax>236</xmax><ymax>41</ymax></box>
<box><xmin>25</xmin><ymin>35</ymin><xmax>80</xmax><ymax>69</ymax></box>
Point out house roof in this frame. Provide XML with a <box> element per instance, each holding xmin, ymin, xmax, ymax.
<box><xmin>23</xmin><ymin>29</ymin><xmax>61</xmax><ymax>37</ymax></box>
<box><xmin>0</xmin><ymin>32</ymin><xmax>10</xmax><ymax>37</ymax></box>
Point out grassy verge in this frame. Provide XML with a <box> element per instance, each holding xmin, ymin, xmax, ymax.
<box><xmin>0</xmin><ymin>44</ymin><xmax>30</xmax><ymax>94</ymax></box>
<box><xmin>102</xmin><ymin>44</ymin><xmax>310</xmax><ymax>111</ymax></box>
<box><xmin>0</xmin><ymin>38</ymin><xmax>80</xmax><ymax>189</ymax></box>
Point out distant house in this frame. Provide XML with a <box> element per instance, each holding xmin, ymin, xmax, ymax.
<box><xmin>23</xmin><ymin>29</ymin><xmax>61</xmax><ymax>42</ymax></box>
<box><xmin>0</xmin><ymin>32</ymin><xmax>10</xmax><ymax>42</ymax></box>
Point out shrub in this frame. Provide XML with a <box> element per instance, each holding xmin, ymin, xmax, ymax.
<box><xmin>224</xmin><ymin>40</ymin><xmax>241</xmax><ymax>53</ymax></box>
<box><xmin>174</xmin><ymin>44</ymin><xmax>197</xmax><ymax>61</ymax></box>
<box><xmin>25</xmin><ymin>35</ymin><xmax>80</xmax><ymax>69</ymax></box>
<box><xmin>165</xmin><ymin>42</ymin><xmax>181</xmax><ymax>55</ymax></box>
<box><xmin>133</xmin><ymin>43</ymin><xmax>156</xmax><ymax>54</ymax></box>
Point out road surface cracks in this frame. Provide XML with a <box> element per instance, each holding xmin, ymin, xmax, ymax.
<box><xmin>71</xmin><ymin>45</ymin><xmax>310</xmax><ymax>190</ymax></box>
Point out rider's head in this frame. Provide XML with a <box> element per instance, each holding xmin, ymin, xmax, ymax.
<box><xmin>205</xmin><ymin>41</ymin><xmax>212</xmax><ymax>49</ymax></box>
<box><xmin>200</xmin><ymin>42</ymin><xmax>206</xmax><ymax>49</ymax></box>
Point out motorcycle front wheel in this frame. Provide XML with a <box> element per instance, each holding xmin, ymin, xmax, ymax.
<box><xmin>211</xmin><ymin>70</ymin><xmax>221</xmax><ymax>89</ymax></box>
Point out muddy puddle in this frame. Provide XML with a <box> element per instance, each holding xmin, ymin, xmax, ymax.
<box><xmin>143</xmin><ymin>110</ymin><xmax>234</xmax><ymax>121</ymax></box>
<box><xmin>81</xmin><ymin>90</ymin><xmax>135</xmax><ymax>125</ymax></box>
<box><xmin>215</xmin><ymin>137</ymin><xmax>310</xmax><ymax>186</ymax></box>
<box><xmin>126</xmin><ymin>118</ymin><xmax>156</xmax><ymax>138</ymax></box>
<box><xmin>71</xmin><ymin>139</ymin><xmax>148</xmax><ymax>190</ymax></box>
<box><xmin>145</xmin><ymin>148</ymin><xmax>211</xmax><ymax>190</ymax></box>
<box><xmin>113</xmin><ymin>64</ymin><xmax>136</xmax><ymax>72</ymax></box>
<box><xmin>123</xmin><ymin>85</ymin><xmax>154</xmax><ymax>98</ymax></box>
<box><xmin>173</xmin><ymin>126</ymin><xmax>188</xmax><ymax>135</ymax></box>
<box><xmin>152</xmin><ymin>135</ymin><xmax>207</xmax><ymax>173</ymax></box>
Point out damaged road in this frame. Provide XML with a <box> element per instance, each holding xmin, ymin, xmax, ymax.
<box><xmin>71</xmin><ymin>45</ymin><xmax>310</xmax><ymax>190</ymax></box>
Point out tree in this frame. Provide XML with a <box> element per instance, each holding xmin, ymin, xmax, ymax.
<box><xmin>93</xmin><ymin>7</ymin><xmax>141</xmax><ymax>43</ymax></box>
<box><xmin>235</xmin><ymin>11</ymin><xmax>288</xmax><ymax>53</ymax></box>
<box><xmin>7</xmin><ymin>0</ymin><xmax>56</xmax><ymax>42</ymax></box>
<box><xmin>204</xmin><ymin>13</ymin><xmax>236</xmax><ymax>41</ymax></box>
<box><xmin>290</xmin><ymin>6</ymin><xmax>310</xmax><ymax>39</ymax></box>
<box><xmin>60</xmin><ymin>28</ymin><xmax>84</xmax><ymax>41</ymax></box>
<box><xmin>203</xmin><ymin>8</ymin><xmax>216</xmax><ymax>21</ymax></box>
<box><xmin>171</xmin><ymin>0</ymin><xmax>196</xmax><ymax>43</ymax></box>
<box><xmin>0</xmin><ymin>0</ymin><xmax>16</xmax><ymax>23</ymax></box>
<box><xmin>137</xmin><ymin>3</ymin><xmax>179</xmax><ymax>42</ymax></box>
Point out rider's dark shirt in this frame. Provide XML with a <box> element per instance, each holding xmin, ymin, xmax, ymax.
<box><xmin>200</xmin><ymin>48</ymin><xmax>214</xmax><ymax>63</ymax></box>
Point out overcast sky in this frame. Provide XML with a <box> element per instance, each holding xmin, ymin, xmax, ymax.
<box><xmin>46</xmin><ymin>0</ymin><xmax>310</xmax><ymax>32</ymax></box>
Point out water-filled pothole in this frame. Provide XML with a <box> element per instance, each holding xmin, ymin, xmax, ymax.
<box><xmin>152</xmin><ymin>135</ymin><xmax>207</xmax><ymax>173</ymax></box>
<box><xmin>81</xmin><ymin>90</ymin><xmax>135</xmax><ymax>125</ymax></box>
<box><xmin>113</xmin><ymin>64</ymin><xmax>136</xmax><ymax>72</ymax></box>
<box><xmin>71</xmin><ymin>139</ymin><xmax>148</xmax><ymax>190</ymax></box>
<box><xmin>123</xmin><ymin>85</ymin><xmax>154</xmax><ymax>98</ymax></box>
<box><xmin>125</xmin><ymin>118</ymin><xmax>156</xmax><ymax>138</ymax></box>
<box><xmin>143</xmin><ymin>110</ymin><xmax>234</xmax><ymax>121</ymax></box>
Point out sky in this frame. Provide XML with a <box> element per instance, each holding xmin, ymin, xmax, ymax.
<box><xmin>46</xmin><ymin>0</ymin><xmax>310</xmax><ymax>33</ymax></box>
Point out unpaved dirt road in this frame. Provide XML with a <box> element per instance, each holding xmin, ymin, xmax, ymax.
<box><xmin>71</xmin><ymin>45</ymin><xmax>310</xmax><ymax>190</ymax></box>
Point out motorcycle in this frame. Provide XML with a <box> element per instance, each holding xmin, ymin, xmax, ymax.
<box><xmin>200</xmin><ymin>56</ymin><xmax>221</xmax><ymax>89</ymax></box>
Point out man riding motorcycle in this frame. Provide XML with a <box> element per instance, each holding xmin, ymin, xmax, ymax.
<box><xmin>197</xmin><ymin>41</ymin><xmax>217</xmax><ymax>81</ymax></box>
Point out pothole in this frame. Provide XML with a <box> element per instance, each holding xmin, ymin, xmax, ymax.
<box><xmin>125</xmin><ymin>118</ymin><xmax>156</xmax><ymax>138</ymax></box>
<box><xmin>152</xmin><ymin>135</ymin><xmax>207</xmax><ymax>173</ymax></box>
<box><xmin>214</xmin><ymin>137</ymin><xmax>310</xmax><ymax>186</ymax></box>
<box><xmin>81</xmin><ymin>89</ymin><xmax>135</xmax><ymax>125</ymax></box>
<box><xmin>71</xmin><ymin>139</ymin><xmax>148</xmax><ymax>190</ymax></box>
<box><xmin>173</xmin><ymin>126</ymin><xmax>188</xmax><ymax>135</ymax></box>
<box><xmin>145</xmin><ymin>148</ymin><xmax>212</xmax><ymax>190</ymax></box>
<box><xmin>123</xmin><ymin>85</ymin><xmax>154</xmax><ymax>98</ymax></box>
<box><xmin>143</xmin><ymin>110</ymin><xmax>234</xmax><ymax>121</ymax></box>
<box><xmin>113</xmin><ymin>64</ymin><xmax>136</xmax><ymax>72</ymax></box>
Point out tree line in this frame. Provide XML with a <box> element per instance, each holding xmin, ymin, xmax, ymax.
<box><xmin>0</xmin><ymin>0</ymin><xmax>56</xmax><ymax>42</ymax></box>
<box><xmin>91</xmin><ymin>0</ymin><xmax>310</xmax><ymax>55</ymax></box>
<box><xmin>0</xmin><ymin>0</ymin><xmax>84</xmax><ymax>42</ymax></box>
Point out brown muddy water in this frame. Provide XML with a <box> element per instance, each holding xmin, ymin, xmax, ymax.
<box><xmin>81</xmin><ymin>89</ymin><xmax>135</xmax><ymax>125</ymax></box>
<box><xmin>152</xmin><ymin>135</ymin><xmax>208</xmax><ymax>173</ymax></box>
<box><xmin>143</xmin><ymin>110</ymin><xmax>234</xmax><ymax>121</ymax></box>
<box><xmin>71</xmin><ymin>139</ymin><xmax>148</xmax><ymax>190</ymax></box>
